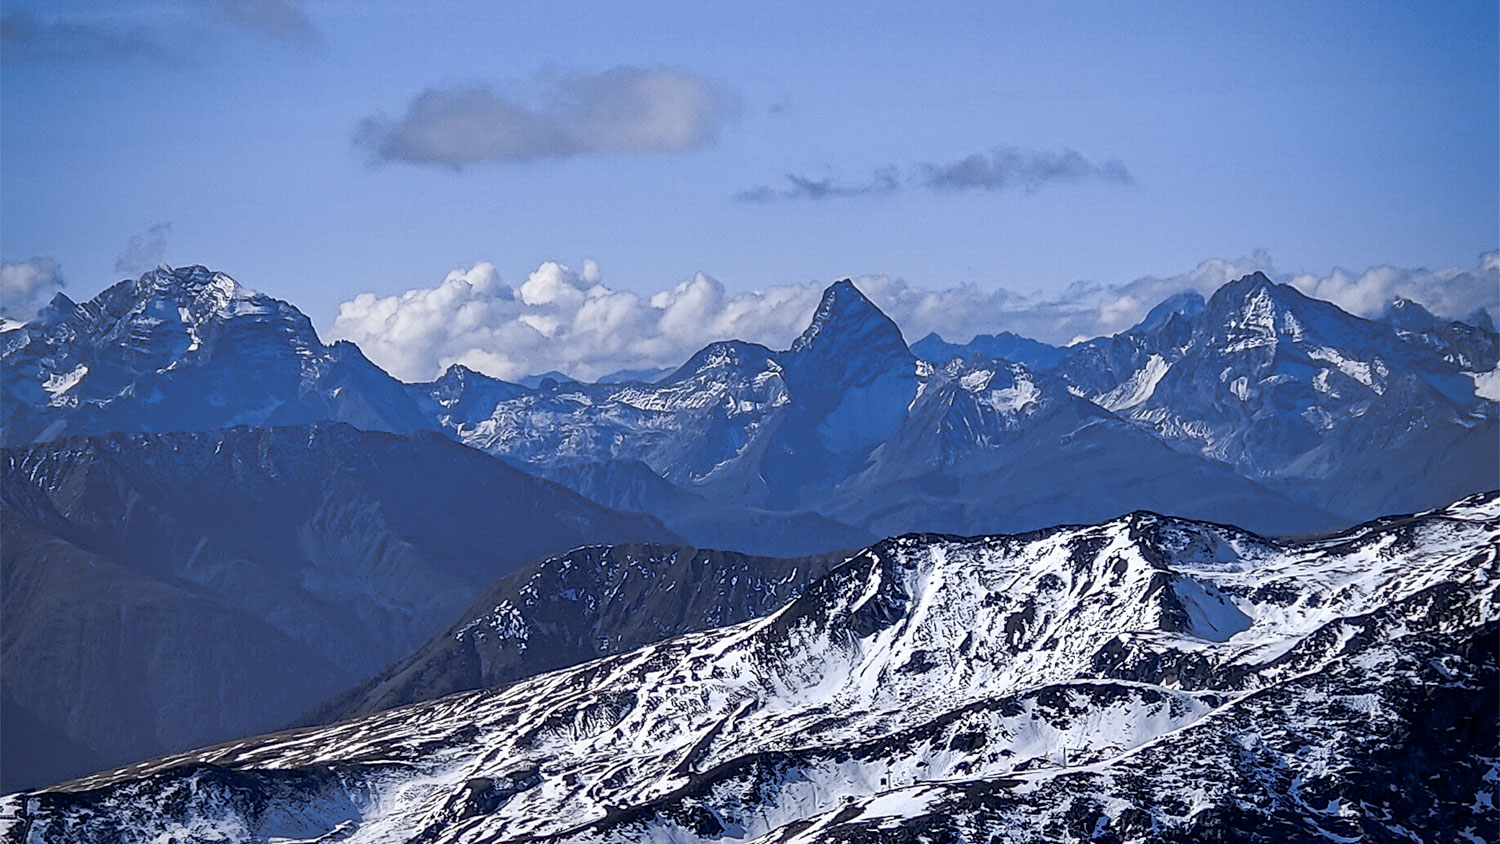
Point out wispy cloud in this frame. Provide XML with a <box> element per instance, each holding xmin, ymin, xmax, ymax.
<box><xmin>734</xmin><ymin>168</ymin><xmax>901</xmax><ymax>202</ymax></box>
<box><xmin>332</xmin><ymin>252</ymin><xmax>1498</xmax><ymax>383</ymax></box>
<box><xmin>736</xmin><ymin>145</ymin><xmax>1133</xmax><ymax>202</ymax></box>
<box><xmin>210</xmin><ymin>0</ymin><xmax>318</xmax><ymax>44</ymax></box>
<box><xmin>1</xmin><ymin>2</ymin><xmax>318</xmax><ymax>65</ymax></box>
<box><xmin>114</xmin><ymin>223</ymin><xmax>172</xmax><ymax>276</ymax></box>
<box><xmin>0</xmin><ymin>257</ymin><xmax>65</xmax><ymax>319</ymax></box>
<box><xmin>0</xmin><ymin>11</ymin><xmax>167</xmax><ymax>63</ymax></box>
<box><xmin>356</xmin><ymin>67</ymin><xmax>737</xmax><ymax>169</ymax></box>
<box><xmin>922</xmin><ymin>147</ymin><xmax>1132</xmax><ymax>192</ymax></box>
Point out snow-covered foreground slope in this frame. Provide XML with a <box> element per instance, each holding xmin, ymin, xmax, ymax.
<box><xmin>6</xmin><ymin>493</ymin><xmax>1496</xmax><ymax>843</ymax></box>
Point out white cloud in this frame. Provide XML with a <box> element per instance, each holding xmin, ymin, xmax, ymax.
<box><xmin>0</xmin><ymin>257</ymin><xmax>65</xmax><ymax>318</ymax></box>
<box><xmin>332</xmin><ymin>261</ymin><xmax>819</xmax><ymax>382</ymax></box>
<box><xmin>356</xmin><ymin>67</ymin><xmax>736</xmax><ymax>168</ymax></box>
<box><xmin>332</xmin><ymin>252</ymin><xmax>1499</xmax><ymax>383</ymax></box>
<box><xmin>1286</xmin><ymin>251</ymin><xmax>1499</xmax><ymax>324</ymax></box>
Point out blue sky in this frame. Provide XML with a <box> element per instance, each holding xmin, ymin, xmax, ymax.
<box><xmin>2</xmin><ymin>1</ymin><xmax>1496</xmax><ymax>377</ymax></box>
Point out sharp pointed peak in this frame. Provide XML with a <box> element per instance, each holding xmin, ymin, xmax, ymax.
<box><xmin>789</xmin><ymin>277</ymin><xmax>907</xmax><ymax>356</ymax></box>
<box><xmin>818</xmin><ymin>278</ymin><xmax>874</xmax><ymax>310</ymax></box>
<box><xmin>439</xmin><ymin>362</ymin><xmax>518</xmax><ymax>386</ymax></box>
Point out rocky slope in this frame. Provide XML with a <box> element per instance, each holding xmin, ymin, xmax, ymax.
<box><xmin>307</xmin><ymin>543</ymin><xmax>846</xmax><ymax>724</ymax></box>
<box><xmin>6</xmin><ymin>493</ymin><xmax>1493</xmax><ymax>842</ymax></box>
<box><xmin>0</xmin><ymin>424</ymin><xmax>674</xmax><ymax>791</ymax></box>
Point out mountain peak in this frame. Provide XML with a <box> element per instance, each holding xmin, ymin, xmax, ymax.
<box><xmin>1205</xmin><ymin>271</ymin><xmax>1317</xmax><ymax>319</ymax></box>
<box><xmin>1384</xmin><ymin>296</ymin><xmax>1441</xmax><ymax>333</ymax></box>
<box><xmin>1136</xmin><ymin>291</ymin><xmax>1207</xmax><ymax>333</ymax></box>
<box><xmin>120</xmin><ymin>265</ymin><xmax>263</xmax><ymax>325</ymax></box>
<box><xmin>133</xmin><ymin>264</ymin><xmax>247</xmax><ymax>295</ymax></box>
<box><xmin>789</xmin><ymin>278</ymin><xmax>908</xmax><ymax>358</ymax></box>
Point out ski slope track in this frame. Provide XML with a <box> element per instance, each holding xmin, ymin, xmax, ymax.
<box><xmin>6</xmin><ymin>493</ymin><xmax>1497</xmax><ymax>843</ymax></box>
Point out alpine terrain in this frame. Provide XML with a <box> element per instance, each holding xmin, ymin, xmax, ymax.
<box><xmin>0</xmin><ymin>424</ymin><xmax>674</xmax><ymax>791</ymax></box>
<box><xmin>4</xmin><ymin>493</ymin><xmax>1494</xmax><ymax>842</ymax></box>
<box><xmin>307</xmin><ymin>543</ymin><xmax>845</xmax><ymax>724</ymax></box>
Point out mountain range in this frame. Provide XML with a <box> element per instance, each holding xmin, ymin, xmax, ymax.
<box><xmin>5</xmin><ymin>265</ymin><xmax>1496</xmax><ymax>549</ymax></box>
<box><xmin>5</xmin><ymin>493</ymin><xmax>1493</xmax><ymax>842</ymax></box>
<box><xmin>1</xmin><ymin>262</ymin><xmax>1496</xmax><ymax>811</ymax></box>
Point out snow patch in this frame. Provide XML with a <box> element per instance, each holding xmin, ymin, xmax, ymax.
<box><xmin>1097</xmin><ymin>355</ymin><xmax>1170</xmax><ymax>412</ymax></box>
<box><xmin>43</xmin><ymin>364</ymin><xmax>88</xmax><ymax>406</ymax></box>
<box><xmin>1467</xmin><ymin>365</ymin><xmax>1500</xmax><ymax>402</ymax></box>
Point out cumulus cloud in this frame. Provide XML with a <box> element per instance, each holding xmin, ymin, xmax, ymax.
<box><xmin>737</xmin><ymin>146</ymin><xmax>1132</xmax><ymax>202</ymax></box>
<box><xmin>1286</xmin><ymin>251</ymin><xmax>1499</xmax><ymax>325</ymax></box>
<box><xmin>332</xmin><ymin>252</ymin><xmax>1499</xmax><ymax>384</ymax></box>
<box><xmin>114</xmin><ymin>223</ymin><xmax>172</xmax><ymax>276</ymax></box>
<box><xmin>0</xmin><ymin>11</ymin><xmax>167</xmax><ymax>63</ymax></box>
<box><xmin>0</xmin><ymin>257</ymin><xmax>65</xmax><ymax>319</ymax></box>
<box><xmin>355</xmin><ymin>67</ymin><xmax>736</xmax><ymax>168</ymax></box>
<box><xmin>332</xmin><ymin>261</ymin><xmax>819</xmax><ymax>382</ymax></box>
<box><xmin>210</xmin><ymin>0</ymin><xmax>318</xmax><ymax>43</ymax></box>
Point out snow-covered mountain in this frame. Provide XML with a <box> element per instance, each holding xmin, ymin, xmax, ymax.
<box><xmin>424</xmin><ymin>279</ymin><xmax>1343</xmax><ymax>540</ymax></box>
<box><xmin>306</xmin><ymin>543</ymin><xmax>846</xmax><ymax>725</ymax></box>
<box><xmin>8</xmin><ymin>493</ymin><xmax>1494</xmax><ymax>842</ymax></box>
<box><xmin>5</xmin><ymin>265</ymin><xmax>1493</xmax><ymax>546</ymax></box>
<box><xmin>1052</xmin><ymin>272</ymin><xmax>1499</xmax><ymax>520</ymax></box>
<box><xmin>0</xmin><ymin>265</ymin><xmax>432</xmax><ymax>445</ymax></box>
<box><xmin>823</xmin><ymin>355</ymin><xmax>1332</xmax><ymax>537</ymax></box>
<box><xmin>1382</xmin><ymin>295</ymin><xmax>1500</xmax><ymax>373</ymax></box>
<box><xmin>0</xmin><ymin>424</ymin><xmax>674</xmax><ymax>792</ymax></box>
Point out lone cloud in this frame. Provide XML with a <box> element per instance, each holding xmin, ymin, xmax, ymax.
<box><xmin>356</xmin><ymin>67</ymin><xmax>736</xmax><ymax>168</ymax></box>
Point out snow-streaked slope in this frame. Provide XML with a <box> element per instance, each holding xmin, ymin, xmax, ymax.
<box><xmin>8</xmin><ymin>493</ymin><xmax>1495</xmax><ymax>842</ymax></box>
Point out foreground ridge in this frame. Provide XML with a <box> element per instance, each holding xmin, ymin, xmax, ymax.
<box><xmin>4</xmin><ymin>492</ymin><xmax>1496</xmax><ymax>843</ymax></box>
